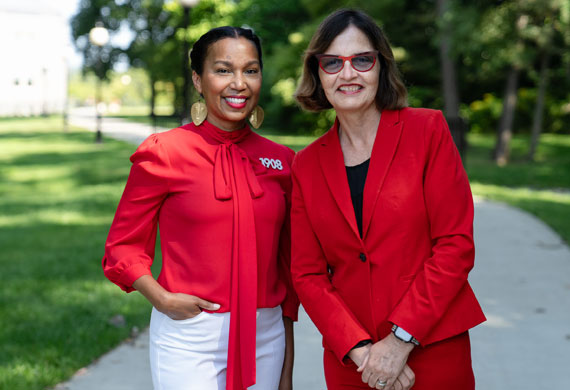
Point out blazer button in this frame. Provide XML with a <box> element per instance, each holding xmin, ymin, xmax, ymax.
<box><xmin>359</xmin><ymin>253</ymin><xmax>367</xmax><ymax>262</ymax></box>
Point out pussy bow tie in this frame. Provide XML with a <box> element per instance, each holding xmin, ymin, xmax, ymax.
<box><xmin>200</xmin><ymin>120</ymin><xmax>263</xmax><ymax>390</ymax></box>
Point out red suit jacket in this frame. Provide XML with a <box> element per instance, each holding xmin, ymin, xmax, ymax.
<box><xmin>291</xmin><ymin>108</ymin><xmax>486</xmax><ymax>364</ymax></box>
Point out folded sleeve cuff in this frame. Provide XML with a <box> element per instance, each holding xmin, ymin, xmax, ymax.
<box><xmin>116</xmin><ymin>263</ymin><xmax>153</xmax><ymax>293</ymax></box>
<box><xmin>281</xmin><ymin>296</ymin><xmax>300</xmax><ymax>322</ymax></box>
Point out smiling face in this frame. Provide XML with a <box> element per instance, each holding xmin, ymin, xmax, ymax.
<box><xmin>318</xmin><ymin>25</ymin><xmax>380</xmax><ymax>115</ymax></box>
<box><xmin>192</xmin><ymin>37</ymin><xmax>262</xmax><ymax>131</ymax></box>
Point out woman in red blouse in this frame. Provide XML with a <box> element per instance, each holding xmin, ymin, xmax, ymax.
<box><xmin>102</xmin><ymin>26</ymin><xmax>298</xmax><ymax>390</ymax></box>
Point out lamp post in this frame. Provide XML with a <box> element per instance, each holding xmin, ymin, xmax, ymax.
<box><xmin>179</xmin><ymin>0</ymin><xmax>200</xmax><ymax>125</ymax></box>
<box><xmin>89</xmin><ymin>23</ymin><xmax>109</xmax><ymax>143</ymax></box>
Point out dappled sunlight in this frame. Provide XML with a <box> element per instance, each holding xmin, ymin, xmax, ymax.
<box><xmin>0</xmin><ymin>210</ymin><xmax>111</xmax><ymax>228</ymax></box>
<box><xmin>471</xmin><ymin>182</ymin><xmax>570</xmax><ymax>243</ymax></box>
<box><xmin>540</xmin><ymin>134</ymin><xmax>570</xmax><ymax>148</ymax></box>
<box><xmin>0</xmin><ymin>116</ymin><xmax>157</xmax><ymax>389</ymax></box>
<box><xmin>5</xmin><ymin>165</ymin><xmax>76</xmax><ymax>184</ymax></box>
<box><xmin>471</xmin><ymin>182</ymin><xmax>570</xmax><ymax>204</ymax></box>
<box><xmin>466</xmin><ymin>133</ymin><xmax>570</xmax><ymax>190</ymax></box>
<box><xmin>1</xmin><ymin>140</ymin><xmax>97</xmax><ymax>160</ymax></box>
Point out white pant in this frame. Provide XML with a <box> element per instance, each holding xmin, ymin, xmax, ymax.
<box><xmin>149</xmin><ymin>306</ymin><xmax>285</xmax><ymax>390</ymax></box>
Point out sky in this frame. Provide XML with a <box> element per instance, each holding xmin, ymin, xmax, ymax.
<box><xmin>58</xmin><ymin>0</ymin><xmax>133</xmax><ymax>70</ymax></box>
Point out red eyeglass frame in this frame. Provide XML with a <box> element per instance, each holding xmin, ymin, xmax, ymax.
<box><xmin>315</xmin><ymin>51</ymin><xmax>379</xmax><ymax>74</ymax></box>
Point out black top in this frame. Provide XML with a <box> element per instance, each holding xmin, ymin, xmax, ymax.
<box><xmin>346</xmin><ymin>159</ymin><xmax>370</xmax><ymax>238</ymax></box>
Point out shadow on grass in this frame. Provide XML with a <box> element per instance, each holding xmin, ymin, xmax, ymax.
<box><xmin>0</xmin><ymin>122</ymin><xmax>155</xmax><ymax>389</ymax></box>
<box><xmin>0</xmin><ymin>221</ymin><xmax>162</xmax><ymax>389</ymax></box>
<box><xmin>4</xmin><ymin>133</ymin><xmax>133</xmax><ymax>188</ymax></box>
<box><xmin>0</xmin><ymin>130</ymin><xmax>92</xmax><ymax>142</ymax></box>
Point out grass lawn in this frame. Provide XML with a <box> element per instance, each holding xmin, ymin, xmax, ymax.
<box><xmin>0</xmin><ymin>116</ymin><xmax>159</xmax><ymax>389</ymax></box>
<box><xmin>466</xmin><ymin>133</ymin><xmax>570</xmax><ymax>189</ymax></box>
<box><xmin>465</xmin><ymin>132</ymin><xmax>570</xmax><ymax>243</ymax></box>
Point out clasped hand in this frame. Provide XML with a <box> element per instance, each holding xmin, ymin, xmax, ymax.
<box><xmin>349</xmin><ymin>334</ymin><xmax>415</xmax><ymax>390</ymax></box>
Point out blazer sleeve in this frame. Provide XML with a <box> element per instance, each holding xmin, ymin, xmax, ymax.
<box><xmin>279</xmin><ymin>148</ymin><xmax>300</xmax><ymax>321</ymax></box>
<box><xmin>387</xmin><ymin>111</ymin><xmax>475</xmax><ymax>344</ymax></box>
<box><xmin>102</xmin><ymin>134</ymin><xmax>171</xmax><ymax>292</ymax></box>
<box><xmin>291</xmin><ymin>155</ymin><xmax>371</xmax><ymax>363</ymax></box>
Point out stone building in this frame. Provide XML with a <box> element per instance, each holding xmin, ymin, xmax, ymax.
<box><xmin>0</xmin><ymin>1</ymin><xmax>70</xmax><ymax>116</ymax></box>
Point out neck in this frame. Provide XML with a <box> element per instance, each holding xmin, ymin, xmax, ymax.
<box><xmin>207</xmin><ymin>117</ymin><xmax>247</xmax><ymax>132</ymax></box>
<box><xmin>337</xmin><ymin>107</ymin><xmax>381</xmax><ymax>149</ymax></box>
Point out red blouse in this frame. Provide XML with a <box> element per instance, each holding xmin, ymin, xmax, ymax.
<box><xmin>102</xmin><ymin>120</ymin><xmax>299</xmax><ymax>390</ymax></box>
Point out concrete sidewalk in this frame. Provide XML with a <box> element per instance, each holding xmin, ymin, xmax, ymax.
<box><xmin>67</xmin><ymin>107</ymin><xmax>170</xmax><ymax>144</ymax></box>
<box><xmin>58</xmin><ymin>111</ymin><xmax>570</xmax><ymax>389</ymax></box>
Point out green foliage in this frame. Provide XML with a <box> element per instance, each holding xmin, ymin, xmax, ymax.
<box><xmin>466</xmin><ymin>132</ymin><xmax>570</xmax><ymax>188</ymax></box>
<box><xmin>71</xmin><ymin>0</ymin><xmax>127</xmax><ymax>80</ymax></box>
<box><xmin>0</xmin><ymin>117</ymin><xmax>158</xmax><ymax>389</ymax></box>
<box><xmin>461</xmin><ymin>93</ymin><xmax>503</xmax><ymax>134</ymax></box>
<box><xmin>456</xmin><ymin>0</ymin><xmax>570</xmax><ymax>133</ymax></box>
<box><xmin>462</xmin><ymin>86</ymin><xmax>570</xmax><ymax>135</ymax></box>
<box><xmin>465</xmin><ymin>131</ymin><xmax>570</xmax><ymax>243</ymax></box>
<box><xmin>70</xmin><ymin>0</ymin><xmax>570</xmax><ymax>138</ymax></box>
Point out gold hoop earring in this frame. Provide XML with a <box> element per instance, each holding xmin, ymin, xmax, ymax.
<box><xmin>191</xmin><ymin>101</ymin><xmax>207</xmax><ymax>126</ymax></box>
<box><xmin>248</xmin><ymin>106</ymin><xmax>264</xmax><ymax>129</ymax></box>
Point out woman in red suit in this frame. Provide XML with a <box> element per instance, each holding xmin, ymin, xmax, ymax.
<box><xmin>102</xmin><ymin>26</ymin><xmax>298</xmax><ymax>390</ymax></box>
<box><xmin>292</xmin><ymin>9</ymin><xmax>486</xmax><ymax>390</ymax></box>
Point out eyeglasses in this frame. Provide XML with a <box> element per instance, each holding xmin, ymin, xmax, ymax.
<box><xmin>315</xmin><ymin>51</ymin><xmax>378</xmax><ymax>74</ymax></box>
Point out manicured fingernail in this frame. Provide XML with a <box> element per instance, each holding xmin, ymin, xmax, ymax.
<box><xmin>212</xmin><ymin>304</ymin><xmax>221</xmax><ymax>310</ymax></box>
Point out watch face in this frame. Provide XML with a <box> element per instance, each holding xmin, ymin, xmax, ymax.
<box><xmin>395</xmin><ymin>327</ymin><xmax>412</xmax><ymax>342</ymax></box>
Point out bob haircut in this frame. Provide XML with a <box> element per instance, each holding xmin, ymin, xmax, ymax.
<box><xmin>190</xmin><ymin>26</ymin><xmax>263</xmax><ymax>75</ymax></box>
<box><xmin>295</xmin><ymin>9</ymin><xmax>407</xmax><ymax>112</ymax></box>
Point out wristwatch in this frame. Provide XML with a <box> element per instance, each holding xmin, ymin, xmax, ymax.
<box><xmin>391</xmin><ymin>324</ymin><xmax>420</xmax><ymax>346</ymax></box>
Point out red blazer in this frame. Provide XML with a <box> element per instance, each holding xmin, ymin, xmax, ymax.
<box><xmin>291</xmin><ymin>108</ymin><xmax>485</xmax><ymax>364</ymax></box>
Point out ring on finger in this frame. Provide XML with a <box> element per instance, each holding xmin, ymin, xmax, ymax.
<box><xmin>376</xmin><ymin>379</ymin><xmax>388</xmax><ymax>388</ymax></box>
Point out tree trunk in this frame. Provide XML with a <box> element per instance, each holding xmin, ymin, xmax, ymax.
<box><xmin>436</xmin><ymin>0</ymin><xmax>460</xmax><ymax>118</ymax></box>
<box><xmin>181</xmin><ymin>6</ymin><xmax>191</xmax><ymax>125</ymax></box>
<box><xmin>150</xmin><ymin>77</ymin><xmax>157</xmax><ymax>131</ymax></box>
<box><xmin>436</xmin><ymin>0</ymin><xmax>467</xmax><ymax>159</ymax></box>
<box><xmin>528</xmin><ymin>52</ymin><xmax>550</xmax><ymax>161</ymax></box>
<box><xmin>494</xmin><ymin>67</ymin><xmax>520</xmax><ymax>166</ymax></box>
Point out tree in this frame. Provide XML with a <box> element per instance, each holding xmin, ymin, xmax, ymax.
<box><xmin>527</xmin><ymin>0</ymin><xmax>570</xmax><ymax>160</ymax></box>
<box><xmin>436</xmin><ymin>0</ymin><xmax>470</xmax><ymax>158</ymax></box>
<box><xmin>491</xmin><ymin>0</ymin><xmax>570</xmax><ymax>164</ymax></box>
<box><xmin>456</xmin><ymin>0</ymin><xmax>570</xmax><ymax>165</ymax></box>
<box><xmin>124</xmin><ymin>0</ymin><xmax>177</xmax><ymax>119</ymax></box>
<box><xmin>71</xmin><ymin>0</ymin><xmax>126</xmax><ymax>81</ymax></box>
<box><xmin>436</xmin><ymin>0</ymin><xmax>460</xmax><ymax>119</ymax></box>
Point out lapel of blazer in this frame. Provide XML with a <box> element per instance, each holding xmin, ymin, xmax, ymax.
<box><xmin>318</xmin><ymin>120</ymin><xmax>360</xmax><ymax>240</ymax></box>
<box><xmin>362</xmin><ymin>109</ymin><xmax>404</xmax><ymax>239</ymax></box>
